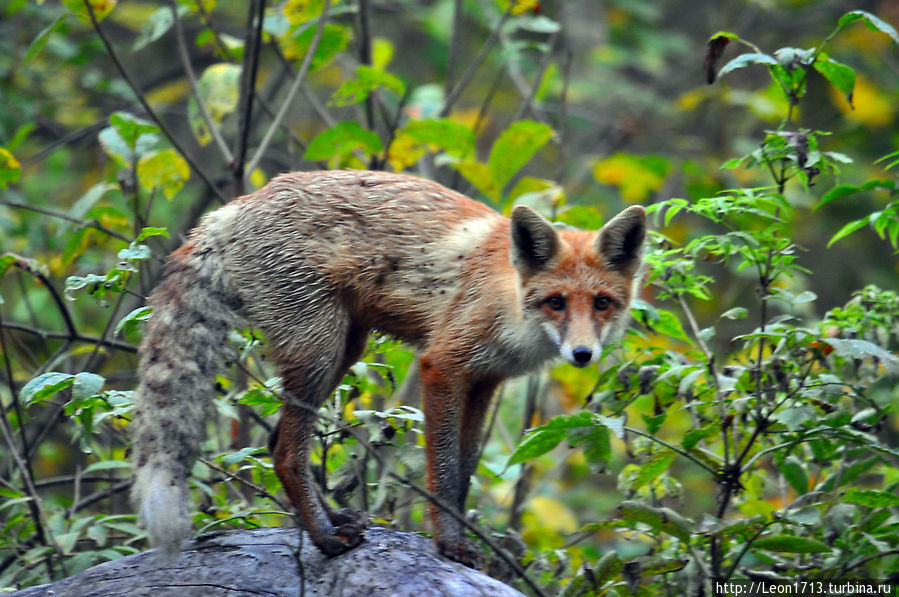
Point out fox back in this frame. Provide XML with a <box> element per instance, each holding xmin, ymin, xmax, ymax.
<box><xmin>130</xmin><ymin>170</ymin><xmax>646</xmax><ymax>566</ymax></box>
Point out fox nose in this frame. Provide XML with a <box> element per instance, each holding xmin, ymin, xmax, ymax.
<box><xmin>572</xmin><ymin>346</ymin><xmax>593</xmax><ymax>365</ymax></box>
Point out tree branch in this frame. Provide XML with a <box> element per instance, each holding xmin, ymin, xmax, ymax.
<box><xmin>232</xmin><ymin>0</ymin><xmax>266</xmax><ymax>187</ymax></box>
<box><xmin>439</xmin><ymin>5</ymin><xmax>511</xmax><ymax>118</ymax></box>
<box><xmin>169</xmin><ymin>0</ymin><xmax>233</xmax><ymax>164</ymax></box>
<box><xmin>245</xmin><ymin>0</ymin><xmax>332</xmax><ymax>181</ymax></box>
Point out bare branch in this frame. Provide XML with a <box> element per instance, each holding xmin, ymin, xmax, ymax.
<box><xmin>233</xmin><ymin>0</ymin><xmax>266</xmax><ymax>188</ymax></box>
<box><xmin>0</xmin><ymin>199</ymin><xmax>133</xmax><ymax>245</ymax></box>
<box><xmin>439</xmin><ymin>5</ymin><xmax>511</xmax><ymax>118</ymax></box>
<box><xmin>169</xmin><ymin>0</ymin><xmax>234</xmax><ymax>164</ymax></box>
<box><xmin>0</xmin><ymin>322</ymin><xmax>137</xmax><ymax>354</ymax></box>
<box><xmin>246</xmin><ymin>0</ymin><xmax>332</xmax><ymax>181</ymax></box>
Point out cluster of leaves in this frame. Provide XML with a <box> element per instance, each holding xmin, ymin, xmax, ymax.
<box><xmin>0</xmin><ymin>1</ymin><xmax>897</xmax><ymax>595</ymax></box>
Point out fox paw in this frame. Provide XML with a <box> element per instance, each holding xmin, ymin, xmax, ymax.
<box><xmin>329</xmin><ymin>507</ymin><xmax>368</xmax><ymax>529</ymax></box>
<box><xmin>437</xmin><ymin>538</ymin><xmax>485</xmax><ymax>570</ymax></box>
<box><xmin>311</xmin><ymin>523</ymin><xmax>366</xmax><ymax>557</ymax></box>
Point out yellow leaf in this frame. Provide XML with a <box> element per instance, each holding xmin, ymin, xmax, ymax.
<box><xmin>496</xmin><ymin>0</ymin><xmax>538</xmax><ymax>15</ymax></box>
<box><xmin>524</xmin><ymin>495</ymin><xmax>578</xmax><ymax>534</ymax></box>
<box><xmin>283</xmin><ymin>0</ymin><xmax>330</xmax><ymax>25</ymax></box>
<box><xmin>248</xmin><ymin>167</ymin><xmax>268</xmax><ymax>190</ymax></box>
<box><xmin>387</xmin><ymin>132</ymin><xmax>427</xmax><ymax>172</ymax></box>
<box><xmin>63</xmin><ymin>0</ymin><xmax>116</xmax><ymax>22</ymax></box>
<box><xmin>0</xmin><ymin>147</ymin><xmax>22</xmax><ymax>188</ymax></box>
<box><xmin>372</xmin><ymin>38</ymin><xmax>394</xmax><ymax>71</ymax></box>
<box><xmin>593</xmin><ymin>153</ymin><xmax>669</xmax><ymax>203</ymax></box>
<box><xmin>830</xmin><ymin>75</ymin><xmax>896</xmax><ymax>128</ymax></box>
<box><xmin>137</xmin><ymin>149</ymin><xmax>190</xmax><ymax>200</ymax></box>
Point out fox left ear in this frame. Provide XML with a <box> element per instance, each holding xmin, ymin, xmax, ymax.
<box><xmin>596</xmin><ymin>205</ymin><xmax>647</xmax><ymax>274</ymax></box>
<box><xmin>510</xmin><ymin>205</ymin><xmax>560</xmax><ymax>275</ymax></box>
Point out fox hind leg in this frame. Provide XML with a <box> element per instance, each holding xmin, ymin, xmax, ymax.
<box><xmin>269</xmin><ymin>315</ymin><xmax>369</xmax><ymax>556</ymax></box>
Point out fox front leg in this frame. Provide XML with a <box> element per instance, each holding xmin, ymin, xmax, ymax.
<box><xmin>419</xmin><ymin>353</ymin><xmax>487</xmax><ymax>569</ymax></box>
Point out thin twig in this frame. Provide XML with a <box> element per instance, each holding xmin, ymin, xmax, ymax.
<box><xmin>511</xmin><ymin>30</ymin><xmax>559</xmax><ymax>122</ymax></box>
<box><xmin>0</xmin><ymin>199</ymin><xmax>132</xmax><ymax>245</ymax></box>
<box><xmin>233</xmin><ymin>0</ymin><xmax>266</xmax><ymax>185</ymax></box>
<box><xmin>12</xmin><ymin>261</ymin><xmax>76</xmax><ymax>340</ymax></box>
<box><xmin>446</xmin><ymin>0</ymin><xmax>464</xmax><ymax>95</ymax></box>
<box><xmin>355</xmin><ymin>0</ymin><xmax>376</xmax><ymax>145</ymax></box>
<box><xmin>169</xmin><ymin>0</ymin><xmax>233</xmax><ymax>163</ymax></box>
<box><xmin>246</xmin><ymin>0</ymin><xmax>332</xmax><ymax>181</ymax></box>
<box><xmin>0</xmin><ymin>322</ymin><xmax>137</xmax><ymax>354</ymax></box>
<box><xmin>0</xmin><ymin>340</ymin><xmax>63</xmax><ymax>574</ymax></box>
<box><xmin>439</xmin><ymin>5</ymin><xmax>511</xmax><ymax>118</ymax></box>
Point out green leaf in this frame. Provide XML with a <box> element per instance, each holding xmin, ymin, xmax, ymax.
<box><xmin>827</xmin><ymin>218</ymin><xmax>867</xmax><ymax>247</ymax></box>
<box><xmin>777</xmin><ymin>455</ymin><xmax>808</xmax><ymax>495</ymax></box>
<box><xmin>118</xmin><ymin>243</ymin><xmax>152</xmax><ymax>262</ymax></box>
<box><xmin>752</xmin><ymin>535</ymin><xmax>831</xmax><ymax>554</ymax></box>
<box><xmin>115</xmin><ymin>306</ymin><xmax>152</xmax><ymax>340</ymax></box>
<box><xmin>99</xmin><ymin>112</ymin><xmax>160</xmax><ymax>166</ymax></box>
<box><xmin>508</xmin><ymin>427</ymin><xmax>566</xmax><ymax>465</ymax></box>
<box><xmin>132</xmin><ymin>5</ymin><xmax>186</xmax><ymax>51</ymax></box>
<box><xmin>707</xmin><ymin>31</ymin><xmax>740</xmax><ymax>42</ymax></box>
<box><xmin>24</xmin><ymin>12</ymin><xmax>67</xmax><ymax>64</ymax></box>
<box><xmin>596</xmin><ymin>414</ymin><xmax>625</xmax><ymax>439</ymax></box>
<box><xmin>83</xmin><ymin>460</ymin><xmax>131</xmax><ymax>473</ymax></box>
<box><xmin>838</xmin><ymin>10</ymin><xmax>899</xmax><ymax>45</ymax></box>
<box><xmin>72</xmin><ymin>372</ymin><xmax>105</xmax><ymax>400</ymax></box>
<box><xmin>718</xmin><ymin>53</ymin><xmax>778</xmax><ymax>79</ymax></box>
<box><xmin>593</xmin><ymin>551</ymin><xmax>623</xmax><ymax>583</ymax></box>
<box><xmin>813</xmin><ymin>55</ymin><xmax>855</xmax><ymax>107</ymax></box>
<box><xmin>651</xmin><ymin>308</ymin><xmax>691</xmax><ymax>342</ymax></box>
<box><xmin>62</xmin><ymin>0</ymin><xmax>115</xmax><ymax>23</ymax></box>
<box><xmin>330</xmin><ymin>65</ymin><xmax>406</xmax><ymax>107</ymax></box>
<box><xmin>617</xmin><ymin>501</ymin><xmax>691</xmax><ymax>542</ymax></box>
<box><xmin>633</xmin><ymin>450</ymin><xmax>676</xmax><ymax>490</ymax></box>
<box><xmin>487</xmin><ymin>120</ymin><xmax>554</xmax><ymax>191</ymax></box>
<box><xmin>453</xmin><ymin>161</ymin><xmax>501</xmax><ymax>201</ymax></box>
<box><xmin>568</xmin><ymin>424</ymin><xmax>611</xmax><ymax>466</ymax></box>
<box><xmin>137</xmin><ymin>149</ymin><xmax>190</xmax><ymax>199</ymax></box>
<box><xmin>402</xmin><ymin>119</ymin><xmax>475</xmax><ymax>158</ymax></box>
<box><xmin>825</xmin><ymin>338</ymin><xmax>899</xmax><ymax>375</ymax></box>
<box><xmin>772</xmin><ymin>405</ymin><xmax>815</xmax><ymax>431</ymax></box>
<box><xmin>817</xmin><ymin>184</ymin><xmax>861</xmax><ymax>211</ymax></box>
<box><xmin>283</xmin><ymin>23</ymin><xmax>350</xmax><ymax>70</ymax></box>
<box><xmin>19</xmin><ymin>372</ymin><xmax>75</xmax><ymax>406</ymax></box>
<box><xmin>842</xmin><ymin>488</ymin><xmax>899</xmax><ymax>508</ymax></box>
<box><xmin>304</xmin><ymin>121</ymin><xmax>383</xmax><ymax>163</ymax></box>
<box><xmin>721</xmin><ymin>307</ymin><xmax>748</xmax><ymax>320</ymax></box>
<box><xmin>640</xmin><ymin>558</ymin><xmax>689</xmax><ymax>575</ymax></box>
<box><xmin>135</xmin><ymin>227</ymin><xmax>170</xmax><ymax>243</ymax></box>
<box><xmin>682</xmin><ymin>424</ymin><xmax>715</xmax><ymax>451</ymax></box>
<box><xmin>508</xmin><ymin>411</ymin><xmax>595</xmax><ymax>465</ymax></box>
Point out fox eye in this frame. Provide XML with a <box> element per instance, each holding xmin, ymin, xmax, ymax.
<box><xmin>546</xmin><ymin>296</ymin><xmax>566</xmax><ymax>311</ymax></box>
<box><xmin>594</xmin><ymin>295</ymin><xmax>612</xmax><ymax>311</ymax></box>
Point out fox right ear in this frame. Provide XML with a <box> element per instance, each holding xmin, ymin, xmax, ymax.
<box><xmin>596</xmin><ymin>205</ymin><xmax>647</xmax><ymax>275</ymax></box>
<box><xmin>510</xmin><ymin>205</ymin><xmax>560</xmax><ymax>275</ymax></box>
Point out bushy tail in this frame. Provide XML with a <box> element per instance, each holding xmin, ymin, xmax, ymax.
<box><xmin>130</xmin><ymin>241</ymin><xmax>242</xmax><ymax>558</ymax></box>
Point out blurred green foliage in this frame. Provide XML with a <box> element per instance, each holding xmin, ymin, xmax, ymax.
<box><xmin>1</xmin><ymin>0</ymin><xmax>898</xmax><ymax>594</ymax></box>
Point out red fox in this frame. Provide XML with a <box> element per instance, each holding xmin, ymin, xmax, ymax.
<box><xmin>130</xmin><ymin>170</ymin><xmax>646</xmax><ymax>567</ymax></box>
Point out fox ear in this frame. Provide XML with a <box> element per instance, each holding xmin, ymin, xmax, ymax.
<box><xmin>596</xmin><ymin>205</ymin><xmax>647</xmax><ymax>274</ymax></box>
<box><xmin>510</xmin><ymin>205</ymin><xmax>560</xmax><ymax>275</ymax></box>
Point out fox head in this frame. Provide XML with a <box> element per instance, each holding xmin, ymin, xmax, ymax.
<box><xmin>510</xmin><ymin>205</ymin><xmax>647</xmax><ymax>368</ymax></box>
